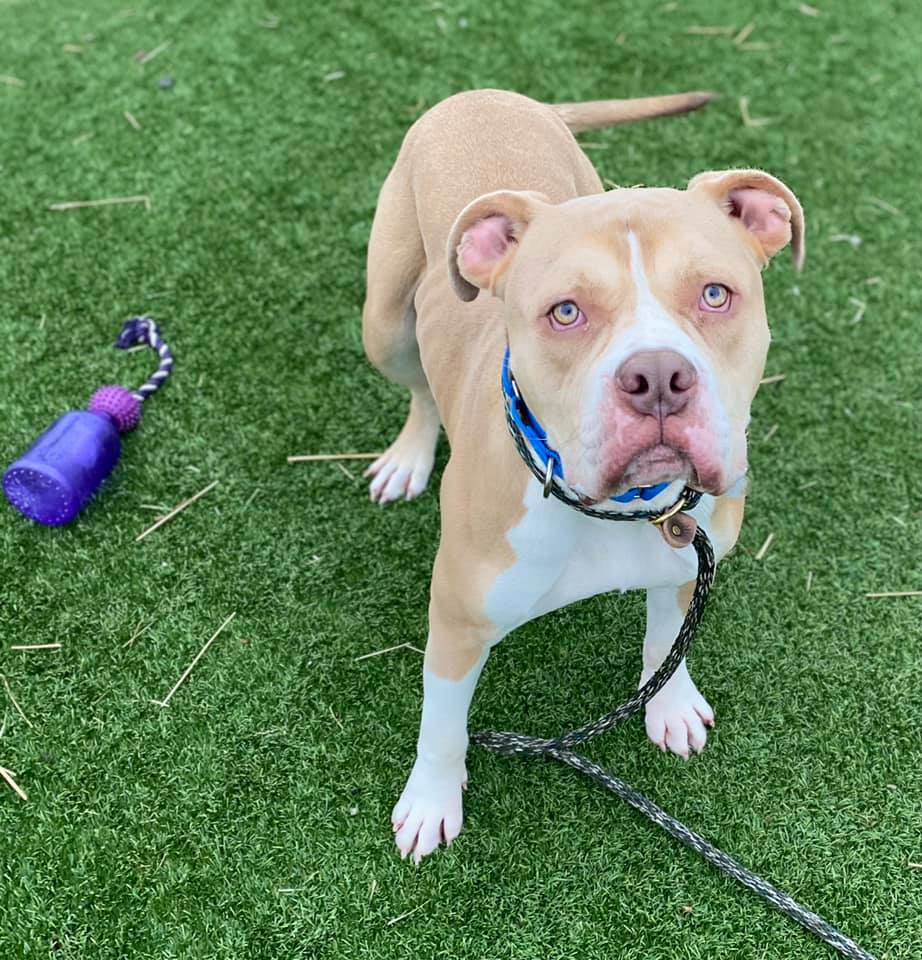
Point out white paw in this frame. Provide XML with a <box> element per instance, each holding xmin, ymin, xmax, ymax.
<box><xmin>364</xmin><ymin>438</ymin><xmax>434</xmax><ymax>504</ymax></box>
<box><xmin>640</xmin><ymin>661</ymin><xmax>714</xmax><ymax>759</ymax></box>
<box><xmin>391</xmin><ymin>756</ymin><xmax>466</xmax><ymax>863</ymax></box>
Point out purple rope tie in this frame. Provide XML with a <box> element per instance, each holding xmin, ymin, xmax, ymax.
<box><xmin>87</xmin><ymin>317</ymin><xmax>174</xmax><ymax>433</ymax></box>
<box><xmin>114</xmin><ymin>316</ymin><xmax>175</xmax><ymax>403</ymax></box>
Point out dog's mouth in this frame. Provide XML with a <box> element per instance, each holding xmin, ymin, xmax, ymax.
<box><xmin>619</xmin><ymin>444</ymin><xmax>690</xmax><ymax>490</ymax></box>
<box><xmin>576</xmin><ymin>443</ymin><xmax>716</xmax><ymax>506</ymax></box>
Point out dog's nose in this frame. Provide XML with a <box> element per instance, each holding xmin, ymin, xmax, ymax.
<box><xmin>616</xmin><ymin>350</ymin><xmax>697</xmax><ymax>418</ymax></box>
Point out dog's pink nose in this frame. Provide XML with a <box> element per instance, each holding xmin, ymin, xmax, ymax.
<box><xmin>616</xmin><ymin>350</ymin><xmax>697</xmax><ymax>418</ymax></box>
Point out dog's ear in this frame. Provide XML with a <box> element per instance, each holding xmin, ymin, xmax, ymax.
<box><xmin>687</xmin><ymin>169</ymin><xmax>805</xmax><ymax>271</ymax></box>
<box><xmin>447</xmin><ymin>190</ymin><xmax>549</xmax><ymax>301</ymax></box>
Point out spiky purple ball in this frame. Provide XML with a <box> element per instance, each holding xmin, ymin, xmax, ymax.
<box><xmin>88</xmin><ymin>385</ymin><xmax>141</xmax><ymax>433</ymax></box>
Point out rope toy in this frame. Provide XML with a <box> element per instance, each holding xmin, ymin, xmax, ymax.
<box><xmin>473</xmin><ymin>357</ymin><xmax>876</xmax><ymax>960</ymax></box>
<box><xmin>3</xmin><ymin>317</ymin><xmax>173</xmax><ymax>526</ymax></box>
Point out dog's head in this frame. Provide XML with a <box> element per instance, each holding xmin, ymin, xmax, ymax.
<box><xmin>447</xmin><ymin>170</ymin><xmax>804</xmax><ymax>503</ymax></box>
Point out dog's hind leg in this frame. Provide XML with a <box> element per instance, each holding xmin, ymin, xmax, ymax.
<box><xmin>362</xmin><ymin>168</ymin><xmax>440</xmax><ymax>504</ymax></box>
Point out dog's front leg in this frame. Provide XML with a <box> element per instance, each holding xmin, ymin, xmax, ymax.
<box><xmin>639</xmin><ymin>583</ymin><xmax>715</xmax><ymax>759</ymax></box>
<box><xmin>392</xmin><ymin>606</ymin><xmax>494</xmax><ymax>863</ymax></box>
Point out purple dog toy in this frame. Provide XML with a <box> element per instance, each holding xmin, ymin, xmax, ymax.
<box><xmin>3</xmin><ymin>316</ymin><xmax>173</xmax><ymax>526</ymax></box>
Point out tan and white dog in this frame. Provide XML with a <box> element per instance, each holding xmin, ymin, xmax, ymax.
<box><xmin>361</xmin><ymin>89</ymin><xmax>804</xmax><ymax>863</ymax></box>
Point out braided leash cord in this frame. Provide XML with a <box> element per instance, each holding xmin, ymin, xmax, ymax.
<box><xmin>471</xmin><ymin>393</ymin><xmax>876</xmax><ymax>960</ymax></box>
<box><xmin>114</xmin><ymin>316</ymin><xmax>174</xmax><ymax>401</ymax></box>
<box><xmin>473</xmin><ymin>527</ymin><xmax>713</xmax><ymax>758</ymax></box>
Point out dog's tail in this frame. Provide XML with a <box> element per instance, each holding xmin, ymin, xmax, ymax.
<box><xmin>549</xmin><ymin>91</ymin><xmax>715</xmax><ymax>134</ymax></box>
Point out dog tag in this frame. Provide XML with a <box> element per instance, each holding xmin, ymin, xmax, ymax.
<box><xmin>659</xmin><ymin>511</ymin><xmax>697</xmax><ymax>549</ymax></box>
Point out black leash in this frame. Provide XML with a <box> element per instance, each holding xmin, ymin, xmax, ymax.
<box><xmin>470</xmin><ymin>381</ymin><xmax>876</xmax><ymax>960</ymax></box>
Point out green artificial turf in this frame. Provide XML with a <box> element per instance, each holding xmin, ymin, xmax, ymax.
<box><xmin>1</xmin><ymin>1</ymin><xmax>920</xmax><ymax>957</ymax></box>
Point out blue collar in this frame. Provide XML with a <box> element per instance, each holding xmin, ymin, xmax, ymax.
<box><xmin>501</xmin><ymin>348</ymin><xmax>670</xmax><ymax>504</ymax></box>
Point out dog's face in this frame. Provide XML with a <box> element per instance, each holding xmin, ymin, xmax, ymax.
<box><xmin>448</xmin><ymin>171</ymin><xmax>804</xmax><ymax>502</ymax></box>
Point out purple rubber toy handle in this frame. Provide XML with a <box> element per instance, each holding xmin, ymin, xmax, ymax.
<box><xmin>3</xmin><ymin>412</ymin><xmax>122</xmax><ymax>525</ymax></box>
<box><xmin>3</xmin><ymin>317</ymin><xmax>173</xmax><ymax>526</ymax></box>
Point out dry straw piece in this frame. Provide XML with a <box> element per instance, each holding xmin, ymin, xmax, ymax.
<box><xmin>136</xmin><ymin>479</ymin><xmax>219</xmax><ymax>542</ymax></box>
<box><xmin>734</xmin><ymin>22</ymin><xmax>756</xmax><ymax>45</ymax></box>
<box><xmin>354</xmin><ymin>642</ymin><xmax>424</xmax><ymax>662</ymax></box>
<box><xmin>328</xmin><ymin>705</ymin><xmax>345</xmax><ymax>732</ymax></box>
<box><xmin>754</xmin><ymin>533</ymin><xmax>775</xmax><ymax>561</ymax></box>
<box><xmin>122</xmin><ymin>621</ymin><xmax>152</xmax><ymax>649</ymax></box>
<box><xmin>137</xmin><ymin>40</ymin><xmax>171</xmax><ymax>64</ymax></box>
<box><xmin>739</xmin><ymin>96</ymin><xmax>772</xmax><ymax>128</ymax></box>
<box><xmin>287</xmin><ymin>452</ymin><xmax>383</xmax><ymax>463</ymax></box>
<box><xmin>867</xmin><ymin>196</ymin><xmax>902</xmax><ymax>216</ymax></box>
<box><xmin>1</xmin><ymin>675</ymin><xmax>33</xmax><ymax>728</ymax></box>
<box><xmin>151</xmin><ymin>612</ymin><xmax>237</xmax><ymax>707</ymax></box>
<box><xmin>386</xmin><ymin>902</ymin><xmax>427</xmax><ymax>926</ymax></box>
<box><xmin>49</xmin><ymin>195</ymin><xmax>151</xmax><ymax>212</ymax></box>
<box><xmin>0</xmin><ymin>766</ymin><xmax>28</xmax><ymax>801</ymax></box>
<box><xmin>865</xmin><ymin>591</ymin><xmax>922</xmax><ymax>599</ymax></box>
<box><xmin>849</xmin><ymin>297</ymin><xmax>867</xmax><ymax>324</ymax></box>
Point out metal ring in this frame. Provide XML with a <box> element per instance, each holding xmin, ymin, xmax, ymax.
<box><xmin>543</xmin><ymin>457</ymin><xmax>555</xmax><ymax>498</ymax></box>
<box><xmin>650</xmin><ymin>495</ymin><xmax>686</xmax><ymax>525</ymax></box>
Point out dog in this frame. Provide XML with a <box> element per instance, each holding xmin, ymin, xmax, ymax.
<box><xmin>361</xmin><ymin>88</ymin><xmax>804</xmax><ymax>863</ymax></box>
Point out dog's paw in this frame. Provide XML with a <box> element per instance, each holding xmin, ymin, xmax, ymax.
<box><xmin>364</xmin><ymin>434</ymin><xmax>435</xmax><ymax>504</ymax></box>
<box><xmin>391</xmin><ymin>756</ymin><xmax>466</xmax><ymax>863</ymax></box>
<box><xmin>640</xmin><ymin>661</ymin><xmax>714</xmax><ymax>760</ymax></box>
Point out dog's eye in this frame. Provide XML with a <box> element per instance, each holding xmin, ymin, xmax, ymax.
<box><xmin>550</xmin><ymin>300</ymin><xmax>583</xmax><ymax>327</ymax></box>
<box><xmin>700</xmin><ymin>283</ymin><xmax>731</xmax><ymax>311</ymax></box>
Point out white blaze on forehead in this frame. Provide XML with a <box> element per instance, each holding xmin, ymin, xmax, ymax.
<box><xmin>619</xmin><ymin>231</ymin><xmax>705</xmax><ymax>364</ymax></box>
<box><xmin>584</xmin><ymin>231</ymin><xmax>724</xmax><ymax>419</ymax></box>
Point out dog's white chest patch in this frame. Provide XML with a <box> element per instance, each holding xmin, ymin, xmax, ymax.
<box><xmin>484</xmin><ymin>480</ymin><xmax>708</xmax><ymax>634</ymax></box>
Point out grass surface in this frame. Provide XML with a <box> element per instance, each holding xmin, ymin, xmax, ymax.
<box><xmin>1</xmin><ymin>1</ymin><xmax>921</xmax><ymax>957</ymax></box>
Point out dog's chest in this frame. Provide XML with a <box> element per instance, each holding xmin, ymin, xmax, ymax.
<box><xmin>484</xmin><ymin>481</ymin><xmax>709</xmax><ymax>633</ymax></box>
